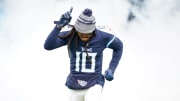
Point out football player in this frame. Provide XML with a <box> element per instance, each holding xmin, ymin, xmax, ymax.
<box><xmin>44</xmin><ymin>7</ymin><xmax>123</xmax><ymax>101</ymax></box>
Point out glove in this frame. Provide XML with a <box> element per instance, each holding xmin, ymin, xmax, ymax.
<box><xmin>104</xmin><ymin>69</ymin><xmax>114</xmax><ymax>81</ymax></box>
<box><xmin>54</xmin><ymin>7</ymin><xmax>73</xmax><ymax>27</ymax></box>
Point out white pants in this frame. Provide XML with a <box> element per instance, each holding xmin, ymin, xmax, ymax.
<box><xmin>68</xmin><ymin>84</ymin><xmax>102</xmax><ymax>101</ymax></box>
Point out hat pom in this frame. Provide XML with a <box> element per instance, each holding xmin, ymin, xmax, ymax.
<box><xmin>83</xmin><ymin>8</ymin><xmax>92</xmax><ymax>17</ymax></box>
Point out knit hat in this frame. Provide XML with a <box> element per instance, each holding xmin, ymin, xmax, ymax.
<box><xmin>74</xmin><ymin>8</ymin><xmax>96</xmax><ymax>34</ymax></box>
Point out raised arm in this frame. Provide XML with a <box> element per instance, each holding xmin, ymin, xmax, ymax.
<box><xmin>44</xmin><ymin>8</ymin><xmax>73</xmax><ymax>50</ymax></box>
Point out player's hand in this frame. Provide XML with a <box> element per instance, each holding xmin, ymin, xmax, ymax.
<box><xmin>104</xmin><ymin>69</ymin><xmax>114</xmax><ymax>81</ymax></box>
<box><xmin>54</xmin><ymin>7</ymin><xmax>73</xmax><ymax>27</ymax></box>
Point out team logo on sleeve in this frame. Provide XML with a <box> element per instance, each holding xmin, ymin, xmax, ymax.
<box><xmin>77</xmin><ymin>80</ymin><xmax>87</xmax><ymax>87</ymax></box>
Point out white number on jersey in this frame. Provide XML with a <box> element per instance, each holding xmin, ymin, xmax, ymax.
<box><xmin>75</xmin><ymin>52</ymin><xmax>97</xmax><ymax>73</ymax></box>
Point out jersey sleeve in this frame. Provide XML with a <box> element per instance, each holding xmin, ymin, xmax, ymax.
<box><xmin>44</xmin><ymin>26</ymin><xmax>69</xmax><ymax>50</ymax></box>
<box><xmin>107</xmin><ymin>36</ymin><xmax>123</xmax><ymax>73</ymax></box>
<box><xmin>100</xmin><ymin>26</ymin><xmax>123</xmax><ymax>74</ymax></box>
<box><xmin>97</xmin><ymin>25</ymin><xmax>123</xmax><ymax>73</ymax></box>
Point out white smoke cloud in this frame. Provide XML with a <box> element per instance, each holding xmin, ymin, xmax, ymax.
<box><xmin>0</xmin><ymin>0</ymin><xmax>180</xmax><ymax>101</ymax></box>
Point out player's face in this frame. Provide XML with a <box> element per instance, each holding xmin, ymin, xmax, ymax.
<box><xmin>78</xmin><ymin>32</ymin><xmax>93</xmax><ymax>42</ymax></box>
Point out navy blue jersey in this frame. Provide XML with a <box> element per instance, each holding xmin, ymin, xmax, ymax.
<box><xmin>44</xmin><ymin>26</ymin><xmax>123</xmax><ymax>89</ymax></box>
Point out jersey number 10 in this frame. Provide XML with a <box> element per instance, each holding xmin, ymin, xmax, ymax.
<box><xmin>75</xmin><ymin>52</ymin><xmax>97</xmax><ymax>73</ymax></box>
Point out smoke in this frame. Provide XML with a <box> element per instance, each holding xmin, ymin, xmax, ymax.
<box><xmin>0</xmin><ymin>0</ymin><xmax>180</xmax><ymax>101</ymax></box>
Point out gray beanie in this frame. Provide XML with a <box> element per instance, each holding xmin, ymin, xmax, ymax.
<box><xmin>74</xmin><ymin>8</ymin><xmax>96</xmax><ymax>34</ymax></box>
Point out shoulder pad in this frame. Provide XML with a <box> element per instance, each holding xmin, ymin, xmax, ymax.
<box><xmin>96</xmin><ymin>25</ymin><xmax>114</xmax><ymax>34</ymax></box>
